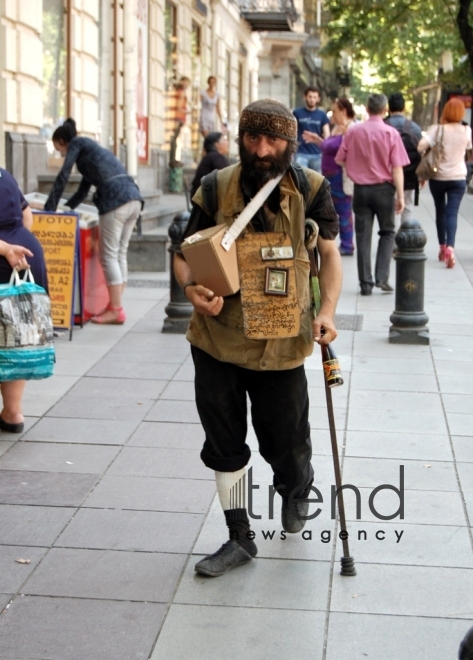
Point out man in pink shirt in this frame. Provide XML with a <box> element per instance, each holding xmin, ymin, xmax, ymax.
<box><xmin>336</xmin><ymin>94</ymin><xmax>410</xmax><ymax>295</ymax></box>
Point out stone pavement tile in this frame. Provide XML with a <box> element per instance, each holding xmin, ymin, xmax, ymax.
<box><xmin>55</xmin><ymin>508</ymin><xmax>203</xmax><ymax>553</ymax></box>
<box><xmin>174</xmin><ymin>555</ymin><xmax>331</xmax><ymax>611</ymax></box>
<box><xmin>330</xmin><ymin>563</ymin><xmax>473</xmax><ymax>618</ymax></box>
<box><xmin>442</xmin><ymin>393</ymin><xmax>473</xmax><ymax>413</ymax></box>
<box><xmin>22</xmin><ymin>417</ymin><xmax>138</xmax><ymax>444</ymax></box>
<box><xmin>0</xmin><ymin>442</ymin><xmax>120</xmax><ymax>474</ymax></box>
<box><xmin>23</xmin><ymin>548</ymin><xmax>187</xmax><ymax>602</ymax></box>
<box><xmin>347</xmin><ymin>407</ymin><xmax>447</xmax><ymax>435</ymax></box>
<box><xmin>106</xmin><ymin>446</ymin><xmax>211</xmax><ymax>480</ymax></box>
<box><xmin>350</xmin><ymin>371</ymin><xmax>439</xmax><ymax>393</ymax></box>
<box><xmin>46</xmin><ymin>394</ymin><xmax>154</xmax><ymax>421</ymax></box>
<box><xmin>427</xmin><ymin>322</ymin><xmax>473</xmax><ymax>337</ymax></box>
<box><xmin>308</xmin><ymin>385</ymin><xmax>349</xmax><ymax>408</ymax></box>
<box><xmin>87</xmin><ymin>356</ymin><xmax>180</xmax><ymax>380</ymax></box>
<box><xmin>20</xmin><ymin>394</ymin><xmax>67</xmax><ymax>417</ymax></box>
<box><xmin>309</xmin><ymin>405</ymin><xmax>346</xmax><ymax>431</ymax></box>
<box><xmin>446</xmin><ymin>412</ymin><xmax>473</xmax><ymax>436</ymax></box>
<box><xmin>110</xmin><ymin>345</ymin><xmax>189</xmax><ymax>364</ymax></box>
<box><xmin>432</xmin><ymin>343</ymin><xmax>473</xmax><ymax>362</ymax></box>
<box><xmin>342</xmin><ymin>457</ymin><xmax>458</xmax><ymax>492</ymax></box>
<box><xmin>0</xmin><ymin>595</ymin><xmax>166</xmax><ymax>660</ymax></box>
<box><xmin>349</xmin><ymin>390</ymin><xmax>442</xmax><ymax>412</ymax></box>
<box><xmin>353</xmin><ymin>334</ymin><xmax>431</xmax><ymax>358</ymax></box>
<box><xmin>0</xmin><ymin>441</ymin><xmax>13</xmax><ymax>458</ymax></box>
<box><xmin>0</xmin><ymin>505</ymin><xmax>74</xmax><ymax>546</ymax></box>
<box><xmin>334</xmin><ymin>522</ymin><xmax>473</xmax><ymax>568</ymax></box>
<box><xmin>0</xmin><ymin>546</ymin><xmax>48</xmax><ymax>592</ymax></box>
<box><xmin>325</xmin><ymin>612</ymin><xmax>469</xmax><ymax>660</ymax></box>
<box><xmin>84</xmin><ymin>475</ymin><xmax>215</xmax><ymax>513</ymax></box>
<box><xmin>436</xmin><ymin>359</ymin><xmax>473</xmax><ymax>375</ymax></box>
<box><xmin>54</xmin><ymin>357</ymin><xmax>109</xmax><ymax>377</ymax></box>
<box><xmin>457</xmin><ymin>463</ymin><xmax>473</xmax><ymax>493</ymax></box>
<box><xmin>159</xmin><ymin>380</ymin><xmax>196</xmax><ymax>401</ymax></box>
<box><xmin>193</xmin><ymin>495</ymin><xmax>335</xmax><ymax>561</ymax></box>
<box><xmin>437</xmin><ymin>373</ymin><xmax>473</xmax><ymax>395</ymax></box>
<box><xmin>343</xmin><ymin>488</ymin><xmax>467</xmax><ymax>527</ymax></box>
<box><xmin>113</xmin><ymin>331</ymin><xmax>183</xmax><ymax>350</ymax></box>
<box><xmin>352</xmin><ymin>356</ymin><xmax>434</xmax><ymax>379</ymax></box>
<box><xmin>0</xmin><ymin>594</ymin><xmax>11</xmax><ymax>612</ymax></box>
<box><xmin>345</xmin><ymin>430</ymin><xmax>453</xmax><ymax>462</ymax></box>
<box><xmin>127</xmin><ymin>421</ymin><xmax>205</xmax><ymax>448</ymax></box>
<box><xmin>150</xmin><ymin>604</ymin><xmax>326</xmax><ymax>660</ymax></box>
<box><xmin>0</xmin><ymin>470</ymin><xmax>98</xmax><ymax>506</ymax></box>
<box><xmin>68</xmin><ymin>376</ymin><xmax>168</xmax><ymax>399</ymax></box>
<box><xmin>24</xmin><ymin>375</ymin><xmax>79</xmax><ymax>400</ymax></box>
<box><xmin>145</xmin><ymin>399</ymin><xmax>200</xmax><ymax>424</ymax></box>
<box><xmin>452</xmin><ymin>436</ymin><xmax>473</xmax><ymax>462</ymax></box>
<box><xmin>172</xmin><ymin>363</ymin><xmax>195</xmax><ymax>381</ymax></box>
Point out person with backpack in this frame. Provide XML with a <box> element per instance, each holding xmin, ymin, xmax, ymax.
<box><xmin>384</xmin><ymin>92</ymin><xmax>422</xmax><ymax>223</ymax></box>
<box><xmin>174</xmin><ymin>99</ymin><xmax>342</xmax><ymax>577</ymax></box>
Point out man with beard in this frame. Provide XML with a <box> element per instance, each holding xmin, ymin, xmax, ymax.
<box><xmin>174</xmin><ymin>99</ymin><xmax>342</xmax><ymax>577</ymax></box>
<box><xmin>293</xmin><ymin>87</ymin><xmax>330</xmax><ymax>173</ymax></box>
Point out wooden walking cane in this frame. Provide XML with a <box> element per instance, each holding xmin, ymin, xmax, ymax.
<box><xmin>308</xmin><ymin>242</ymin><xmax>356</xmax><ymax>577</ymax></box>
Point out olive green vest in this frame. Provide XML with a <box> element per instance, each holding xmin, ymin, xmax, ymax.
<box><xmin>187</xmin><ymin>163</ymin><xmax>324</xmax><ymax>371</ymax></box>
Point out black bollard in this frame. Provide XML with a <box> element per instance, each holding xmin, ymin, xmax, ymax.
<box><xmin>162</xmin><ymin>211</ymin><xmax>193</xmax><ymax>333</ymax></box>
<box><xmin>389</xmin><ymin>218</ymin><xmax>429</xmax><ymax>344</ymax></box>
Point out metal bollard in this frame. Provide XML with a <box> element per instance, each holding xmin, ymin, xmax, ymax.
<box><xmin>389</xmin><ymin>218</ymin><xmax>429</xmax><ymax>344</ymax></box>
<box><xmin>162</xmin><ymin>211</ymin><xmax>193</xmax><ymax>333</ymax></box>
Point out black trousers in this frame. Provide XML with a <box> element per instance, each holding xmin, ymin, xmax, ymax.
<box><xmin>191</xmin><ymin>346</ymin><xmax>314</xmax><ymax>498</ymax></box>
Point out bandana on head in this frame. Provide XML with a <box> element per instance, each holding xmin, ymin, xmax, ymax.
<box><xmin>239</xmin><ymin>99</ymin><xmax>298</xmax><ymax>143</ymax></box>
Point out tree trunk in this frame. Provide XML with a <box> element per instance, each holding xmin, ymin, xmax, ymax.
<box><xmin>457</xmin><ymin>0</ymin><xmax>473</xmax><ymax>74</ymax></box>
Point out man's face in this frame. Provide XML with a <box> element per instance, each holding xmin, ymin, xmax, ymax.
<box><xmin>305</xmin><ymin>91</ymin><xmax>320</xmax><ymax>109</ymax></box>
<box><xmin>216</xmin><ymin>135</ymin><xmax>229</xmax><ymax>156</ymax></box>
<box><xmin>240</xmin><ymin>132</ymin><xmax>293</xmax><ymax>184</ymax></box>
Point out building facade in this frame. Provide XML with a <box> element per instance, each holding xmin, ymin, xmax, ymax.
<box><xmin>0</xmin><ymin>0</ymin><xmax>260</xmax><ymax>193</ymax></box>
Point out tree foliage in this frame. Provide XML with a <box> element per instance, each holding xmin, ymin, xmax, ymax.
<box><xmin>322</xmin><ymin>0</ymin><xmax>464</xmax><ymax>96</ymax></box>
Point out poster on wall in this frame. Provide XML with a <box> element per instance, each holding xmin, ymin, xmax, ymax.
<box><xmin>137</xmin><ymin>0</ymin><xmax>149</xmax><ymax>163</ymax></box>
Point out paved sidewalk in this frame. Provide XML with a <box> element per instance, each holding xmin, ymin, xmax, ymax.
<box><xmin>0</xmin><ymin>189</ymin><xmax>473</xmax><ymax>659</ymax></box>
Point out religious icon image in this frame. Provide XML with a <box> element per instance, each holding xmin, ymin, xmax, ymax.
<box><xmin>265</xmin><ymin>267</ymin><xmax>289</xmax><ymax>296</ymax></box>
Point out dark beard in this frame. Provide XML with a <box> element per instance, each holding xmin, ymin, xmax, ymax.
<box><xmin>239</xmin><ymin>141</ymin><xmax>293</xmax><ymax>187</ymax></box>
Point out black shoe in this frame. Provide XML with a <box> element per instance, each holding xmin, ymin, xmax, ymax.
<box><xmin>195</xmin><ymin>540</ymin><xmax>256</xmax><ymax>577</ymax></box>
<box><xmin>360</xmin><ymin>285</ymin><xmax>372</xmax><ymax>296</ymax></box>
<box><xmin>281</xmin><ymin>497</ymin><xmax>309</xmax><ymax>534</ymax></box>
<box><xmin>0</xmin><ymin>416</ymin><xmax>24</xmax><ymax>434</ymax></box>
<box><xmin>375</xmin><ymin>281</ymin><xmax>394</xmax><ymax>292</ymax></box>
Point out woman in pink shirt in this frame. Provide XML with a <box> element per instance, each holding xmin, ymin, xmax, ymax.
<box><xmin>418</xmin><ymin>98</ymin><xmax>472</xmax><ymax>268</ymax></box>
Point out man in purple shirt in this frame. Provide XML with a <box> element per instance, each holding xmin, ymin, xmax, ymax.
<box><xmin>336</xmin><ymin>94</ymin><xmax>410</xmax><ymax>295</ymax></box>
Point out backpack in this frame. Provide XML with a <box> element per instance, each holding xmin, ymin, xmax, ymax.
<box><xmin>200</xmin><ymin>162</ymin><xmax>317</xmax><ymax>218</ymax></box>
<box><xmin>386</xmin><ymin>118</ymin><xmax>421</xmax><ymax>179</ymax></box>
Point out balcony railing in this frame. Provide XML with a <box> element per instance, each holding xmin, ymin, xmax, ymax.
<box><xmin>239</xmin><ymin>0</ymin><xmax>298</xmax><ymax>31</ymax></box>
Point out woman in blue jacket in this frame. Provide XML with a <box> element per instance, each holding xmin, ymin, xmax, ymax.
<box><xmin>44</xmin><ymin>118</ymin><xmax>143</xmax><ymax>324</ymax></box>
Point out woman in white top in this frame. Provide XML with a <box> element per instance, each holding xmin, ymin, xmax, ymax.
<box><xmin>418</xmin><ymin>98</ymin><xmax>472</xmax><ymax>268</ymax></box>
<box><xmin>199</xmin><ymin>76</ymin><xmax>224</xmax><ymax>137</ymax></box>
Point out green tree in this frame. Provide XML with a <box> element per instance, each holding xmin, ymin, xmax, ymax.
<box><xmin>322</xmin><ymin>0</ymin><xmax>463</xmax><ymax>99</ymax></box>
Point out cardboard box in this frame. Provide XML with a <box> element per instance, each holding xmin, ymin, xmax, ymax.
<box><xmin>181</xmin><ymin>225</ymin><xmax>240</xmax><ymax>297</ymax></box>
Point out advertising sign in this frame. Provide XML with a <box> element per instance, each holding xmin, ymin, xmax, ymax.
<box><xmin>32</xmin><ymin>211</ymin><xmax>79</xmax><ymax>331</ymax></box>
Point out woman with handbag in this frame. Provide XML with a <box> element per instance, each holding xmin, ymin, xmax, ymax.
<box><xmin>0</xmin><ymin>168</ymin><xmax>49</xmax><ymax>433</ymax></box>
<box><xmin>302</xmin><ymin>97</ymin><xmax>356</xmax><ymax>255</ymax></box>
<box><xmin>43</xmin><ymin>118</ymin><xmax>143</xmax><ymax>324</ymax></box>
<box><xmin>417</xmin><ymin>98</ymin><xmax>472</xmax><ymax>268</ymax></box>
